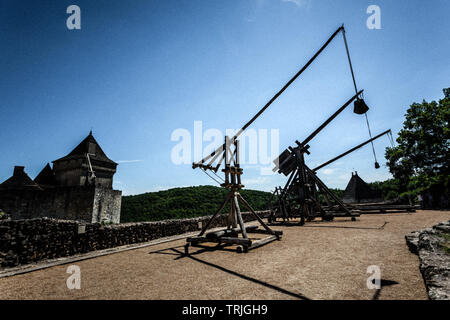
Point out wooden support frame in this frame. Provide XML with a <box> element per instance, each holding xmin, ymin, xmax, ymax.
<box><xmin>186</xmin><ymin>188</ymin><xmax>282</xmax><ymax>254</ymax></box>
<box><xmin>268</xmin><ymin>92</ymin><xmax>384</xmax><ymax>225</ymax></box>
<box><xmin>269</xmin><ymin>146</ymin><xmax>359</xmax><ymax>225</ymax></box>
<box><xmin>186</xmin><ymin>138</ymin><xmax>282</xmax><ymax>254</ymax></box>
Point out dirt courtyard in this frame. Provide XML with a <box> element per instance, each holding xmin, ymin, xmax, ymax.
<box><xmin>1</xmin><ymin>210</ymin><xmax>449</xmax><ymax>300</ymax></box>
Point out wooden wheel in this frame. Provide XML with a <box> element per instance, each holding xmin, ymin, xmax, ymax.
<box><xmin>236</xmin><ymin>245</ymin><xmax>248</xmax><ymax>253</ymax></box>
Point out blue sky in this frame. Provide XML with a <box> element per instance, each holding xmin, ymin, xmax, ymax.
<box><xmin>0</xmin><ymin>0</ymin><xmax>449</xmax><ymax>195</ymax></box>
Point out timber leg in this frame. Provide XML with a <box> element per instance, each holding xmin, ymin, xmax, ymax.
<box><xmin>237</xmin><ymin>193</ymin><xmax>276</xmax><ymax>235</ymax></box>
<box><xmin>233</xmin><ymin>195</ymin><xmax>248</xmax><ymax>239</ymax></box>
<box><xmin>198</xmin><ymin>192</ymin><xmax>232</xmax><ymax>236</ymax></box>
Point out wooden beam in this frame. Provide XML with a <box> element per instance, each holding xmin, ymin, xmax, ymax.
<box><xmin>248</xmin><ymin>235</ymin><xmax>279</xmax><ymax>251</ymax></box>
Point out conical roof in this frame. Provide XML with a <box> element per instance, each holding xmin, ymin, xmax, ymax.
<box><xmin>342</xmin><ymin>172</ymin><xmax>378</xmax><ymax>202</ymax></box>
<box><xmin>52</xmin><ymin>131</ymin><xmax>117</xmax><ymax>165</ymax></box>
<box><xmin>0</xmin><ymin>166</ymin><xmax>42</xmax><ymax>191</ymax></box>
<box><xmin>34</xmin><ymin>163</ymin><xmax>56</xmax><ymax>186</ymax></box>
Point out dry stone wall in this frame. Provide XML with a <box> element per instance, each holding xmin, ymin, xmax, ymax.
<box><xmin>0</xmin><ymin>211</ymin><xmax>270</xmax><ymax>269</ymax></box>
<box><xmin>405</xmin><ymin>220</ymin><xmax>450</xmax><ymax>300</ymax></box>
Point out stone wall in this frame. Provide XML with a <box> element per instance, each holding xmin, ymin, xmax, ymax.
<box><xmin>92</xmin><ymin>188</ymin><xmax>122</xmax><ymax>224</ymax></box>
<box><xmin>0</xmin><ymin>186</ymin><xmax>121</xmax><ymax>224</ymax></box>
<box><xmin>0</xmin><ymin>211</ymin><xmax>270</xmax><ymax>269</ymax></box>
<box><xmin>405</xmin><ymin>220</ymin><xmax>450</xmax><ymax>300</ymax></box>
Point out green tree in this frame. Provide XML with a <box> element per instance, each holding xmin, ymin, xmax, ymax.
<box><xmin>120</xmin><ymin>185</ymin><xmax>274</xmax><ymax>223</ymax></box>
<box><xmin>385</xmin><ymin>88</ymin><xmax>450</xmax><ymax>199</ymax></box>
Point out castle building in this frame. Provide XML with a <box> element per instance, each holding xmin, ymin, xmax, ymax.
<box><xmin>0</xmin><ymin>132</ymin><xmax>122</xmax><ymax>223</ymax></box>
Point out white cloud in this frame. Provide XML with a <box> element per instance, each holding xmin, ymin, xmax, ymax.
<box><xmin>322</xmin><ymin>168</ymin><xmax>334</xmax><ymax>175</ymax></box>
<box><xmin>116</xmin><ymin>160</ymin><xmax>144</xmax><ymax>164</ymax></box>
<box><xmin>281</xmin><ymin>0</ymin><xmax>312</xmax><ymax>8</ymax></box>
<box><xmin>244</xmin><ymin>177</ymin><xmax>271</xmax><ymax>185</ymax></box>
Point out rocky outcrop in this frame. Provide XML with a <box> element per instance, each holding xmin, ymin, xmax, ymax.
<box><xmin>405</xmin><ymin>220</ymin><xmax>450</xmax><ymax>300</ymax></box>
<box><xmin>0</xmin><ymin>211</ymin><xmax>270</xmax><ymax>269</ymax></box>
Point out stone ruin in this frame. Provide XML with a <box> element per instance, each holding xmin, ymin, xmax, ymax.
<box><xmin>0</xmin><ymin>132</ymin><xmax>122</xmax><ymax>224</ymax></box>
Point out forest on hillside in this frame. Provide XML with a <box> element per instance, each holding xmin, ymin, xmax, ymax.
<box><xmin>120</xmin><ymin>185</ymin><xmax>274</xmax><ymax>223</ymax></box>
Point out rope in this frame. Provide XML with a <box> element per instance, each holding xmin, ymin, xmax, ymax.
<box><xmin>365</xmin><ymin>113</ymin><xmax>378</xmax><ymax>163</ymax></box>
<box><xmin>342</xmin><ymin>28</ymin><xmax>358</xmax><ymax>94</ymax></box>
<box><xmin>343</xmin><ymin>28</ymin><xmax>378</xmax><ymax>165</ymax></box>
<box><xmin>201</xmin><ymin>168</ymin><xmax>222</xmax><ymax>185</ymax></box>
<box><xmin>212</xmin><ymin>170</ymin><xmax>225</xmax><ymax>182</ymax></box>
<box><xmin>388</xmin><ymin>131</ymin><xmax>395</xmax><ymax>147</ymax></box>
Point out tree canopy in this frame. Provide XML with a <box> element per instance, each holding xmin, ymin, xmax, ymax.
<box><xmin>385</xmin><ymin>88</ymin><xmax>449</xmax><ymax>199</ymax></box>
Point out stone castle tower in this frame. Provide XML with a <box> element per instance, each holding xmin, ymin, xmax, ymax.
<box><xmin>52</xmin><ymin>131</ymin><xmax>117</xmax><ymax>188</ymax></box>
<box><xmin>0</xmin><ymin>132</ymin><xmax>122</xmax><ymax>223</ymax></box>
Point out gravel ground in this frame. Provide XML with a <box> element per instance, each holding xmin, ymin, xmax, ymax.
<box><xmin>1</xmin><ymin>210</ymin><xmax>448</xmax><ymax>300</ymax></box>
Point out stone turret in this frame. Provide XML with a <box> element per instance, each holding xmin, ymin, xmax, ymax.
<box><xmin>52</xmin><ymin>131</ymin><xmax>117</xmax><ymax>188</ymax></box>
<box><xmin>34</xmin><ymin>163</ymin><xmax>56</xmax><ymax>189</ymax></box>
<box><xmin>0</xmin><ymin>166</ymin><xmax>42</xmax><ymax>191</ymax></box>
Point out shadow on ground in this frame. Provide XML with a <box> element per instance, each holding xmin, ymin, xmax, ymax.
<box><xmin>372</xmin><ymin>279</ymin><xmax>400</xmax><ymax>300</ymax></box>
<box><xmin>301</xmin><ymin>221</ymin><xmax>388</xmax><ymax>230</ymax></box>
<box><xmin>149</xmin><ymin>246</ymin><xmax>310</xmax><ymax>300</ymax></box>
